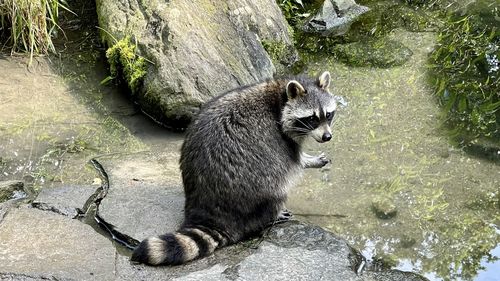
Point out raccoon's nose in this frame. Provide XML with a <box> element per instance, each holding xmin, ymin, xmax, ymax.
<box><xmin>322</xmin><ymin>132</ymin><xmax>332</xmax><ymax>142</ymax></box>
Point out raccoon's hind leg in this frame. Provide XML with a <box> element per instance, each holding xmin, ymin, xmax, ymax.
<box><xmin>301</xmin><ymin>152</ymin><xmax>330</xmax><ymax>168</ymax></box>
<box><xmin>275</xmin><ymin>209</ymin><xmax>293</xmax><ymax>224</ymax></box>
<box><xmin>269</xmin><ymin>203</ymin><xmax>293</xmax><ymax>226</ymax></box>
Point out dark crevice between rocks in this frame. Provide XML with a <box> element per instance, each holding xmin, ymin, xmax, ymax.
<box><xmin>75</xmin><ymin>159</ymin><xmax>139</xmax><ymax>253</ymax></box>
<box><xmin>349</xmin><ymin>248</ymin><xmax>367</xmax><ymax>274</ymax></box>
<box><xmin>31</xmin><ymin>202</ymin><xmax>74</xmax><ymax>217</ymax></box>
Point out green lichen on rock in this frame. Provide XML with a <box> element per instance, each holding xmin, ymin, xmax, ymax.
<box><xmin>262</xmin><ymin>40</ymin><xmax>288</xmax><ymax>62</ymax></box>
<box><xmin>333</xmin><ymin>37</ymin><xmax>413</xmax><ymax>68</ymax></box>
<box><xmin>105</xmin><ymin>36</ymin><xmax>147</xmax><ymax>94</ymax></box>
<box><xmin>262</xmin><ymin>39</ymin><xmax>297</xmax><ymax>74</ymax></box>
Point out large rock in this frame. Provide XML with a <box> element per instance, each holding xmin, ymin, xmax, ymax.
<box><xmin>99</xmin><ymin>182</ymin><xmax>184</xmax><ymax>240</ymax></box>
<box><xmin>113</xmin><ymin>220</ymin><xmax>427</xmax><ymax>281</ymax></box>
<box><xmin>302</xmin><ymin>0</ymin><xmax>369</xmax><ymax>36</ymax></box>
<box><xmin>96</xmin><ymin>0</ymin><xmax>296</xmax><ymax>128</ymax></box>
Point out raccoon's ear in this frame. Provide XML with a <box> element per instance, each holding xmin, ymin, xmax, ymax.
<box><xmin>317</xmin><ymin>71</ymin><xmax>331</xmax><ymax>90</ymax></box>
<box><xmin>286</xmin><ymin>80</ymin><xmax>305</xmax><ymax>99</ymax></box>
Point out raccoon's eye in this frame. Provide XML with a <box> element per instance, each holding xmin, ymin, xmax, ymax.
<box><xmin>308</xmin><ymin>116</ymin><xmax>316</xmax><ymax>122</ymax></box>
<box><xmin>326</xmin><ymin>111</ymin><xmax>335</xmax><ymax>120</ymax></box>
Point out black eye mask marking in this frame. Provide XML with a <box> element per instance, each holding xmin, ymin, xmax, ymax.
<box><xmin>294</xmin><ymin>114</ymin><xmax>320</xmax><ymax>130</ymax></box>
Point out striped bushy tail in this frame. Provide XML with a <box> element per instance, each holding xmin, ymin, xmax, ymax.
<box><xmin>131</xmin><ymin>227</ymin><xmax>222</xmax><ymax>265</ymax></box>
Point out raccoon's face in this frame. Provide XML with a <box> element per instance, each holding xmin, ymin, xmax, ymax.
<box><xmin>281</xmin><ymin>71</ymin><xmax>337</xmax><ymax>143</ymax></box>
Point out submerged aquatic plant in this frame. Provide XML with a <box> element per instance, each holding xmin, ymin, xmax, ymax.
<box><xmin>0</xmin><ymin>0</ymin><xmax>72</xmax><ymax>63</ymax></box>
<box><xmin>430</xmin><ymin>12</ymin><xmax>500</xmax><ymax>142</ymax></box>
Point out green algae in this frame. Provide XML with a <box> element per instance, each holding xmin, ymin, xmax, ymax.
<box><xmin>333</xmin><ymin>37</ymin><xmax>413</xmax><ymax>67</ymax></box>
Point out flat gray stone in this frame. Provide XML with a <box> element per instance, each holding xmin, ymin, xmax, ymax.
<box><xmin>32</xmin><ymin>185</ymin><xmax>98</xmax><ymax>217</ymax></box>
<box><xmin>111</xmin><ymin>214</ymin><xmax>427</xmax><ymax>280</ymax></box>
<box><xmin>362</xmin><ymin>270</ymin><xmax>430</xmax><ymax>281</ymax></box>
<box><xmin>99</xmin><ymin>182</ymin><xmax>184</xmax><ymax>240</ymax></box>
<box><xmin>0</xmin><ymin>272</ymin><xmax>74</xmax><ymax>281</ymax></box>
<box><xmin>0</xmin><ymin>207</ymin><xmax>115</xmax><ymax>280</ymax></box>
<box><xmin>0</xmin><ymin>169</ymin><xmax>427</xmax><ymax>280</ymax></box>
<box><xmin>0</xmin><ymin>199</ymin><xmax>23</xmax><ymax>224</ymax></box>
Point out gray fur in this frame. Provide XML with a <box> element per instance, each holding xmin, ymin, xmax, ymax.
<box><xmin>131</xmin><ymin>71</ymin><xmax>337</xmax><ymax>265</ymax></box>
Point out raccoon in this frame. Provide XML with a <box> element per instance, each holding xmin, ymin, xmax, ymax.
<box><xmin>131</xmin><ymin>71</ymin><xmax>338</xmax><ymax>265</ymax></box>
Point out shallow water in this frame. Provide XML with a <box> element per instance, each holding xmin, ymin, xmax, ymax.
<box><xmin>288</xmin><ymin>29</ymin><xmax>499</xmax><ymax>281</ymax></box>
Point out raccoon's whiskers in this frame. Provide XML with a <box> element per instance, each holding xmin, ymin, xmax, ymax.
<box><xmin>295</xmin><ymin>118</ymin><xmax>313</xmax><ymax>130</ymax></box>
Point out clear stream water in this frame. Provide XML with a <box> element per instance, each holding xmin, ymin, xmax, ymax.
<box><xmin>0</xmin><ymin>1</ymin><xmax>499</xmax><ymax>280</ymax></box>
<box><xmin>289</xmin><ymin>29</ymin><xmax>499</xmax><ymax>281</ymax></box>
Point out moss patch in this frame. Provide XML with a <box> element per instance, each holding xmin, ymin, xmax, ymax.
<box><xmin>262</xmin><ymin>39</ymin><xmax>297</xmax><ymax>74</ymax></box>
<box><xmin>105</xmin><ymin>36</ymin><xmax>147</xmax><ymax>94</ymax></box>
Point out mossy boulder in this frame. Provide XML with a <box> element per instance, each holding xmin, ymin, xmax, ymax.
<box><xmin>333</xmin><ymin>37</ymin><xmax>413</xmax><ymax>68</ymax></box>
<box><xmin>95</xmin><ymin>0</ymin><xmax>296</xmax><ymax>128</ymax></box>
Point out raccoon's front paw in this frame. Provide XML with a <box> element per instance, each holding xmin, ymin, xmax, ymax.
<box><xmin>304</xmin><ymin>153</ymin><xmax>330</xmax><ymax>168</ymax></box>
<box><xmin>316</xmin><ymin>153</ymin><xmax>330</xmax><ymax>168</ymax></box>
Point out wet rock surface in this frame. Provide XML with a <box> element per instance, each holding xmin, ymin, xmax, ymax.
<box><xmin>0</xmin><ymin>207</ymin><xmax>116</xmax><ymax>280</ymax></box>
<box><xmin>99</xmin><ymin>182</ymin><xmax>184</xmax><ymax>240</ymax></box>
<box><xmin>302</xmin><ymin>0</ymin><xmax>369</xmax><ymax>36</ymax></box>
<box><xmin>0</xmin><ymin>180</ymin><xmax>26</xmax><ymax>202</ymax></box>
<box><xmin>95</xmin><ymin>0</ymin><xmax>295</xmax><ymax>128</ymax></box>
<box><xmin>0</xmin><ymin>175</ymin><xmax>428</xmax><ymax>280</ymax></box>
<box><xmin>32</xmin><ymin>185</ymin><xmax>98</xmax><ymax>218</ymax></box>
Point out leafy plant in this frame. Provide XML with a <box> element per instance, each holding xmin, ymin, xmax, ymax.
<box><xmin>278</xmin><ymin>0</ymin><xmax>305</xmax><ymax>26</ymax></box>
<box><xmin>0</xmin><ymin>0</ymin><xmax>73</xmax><ymax>64</ymax></box>
<box><xmin>430</xmin><ymin>12</ymin><xmax>500</xmax><ymax>141</ymax></box>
